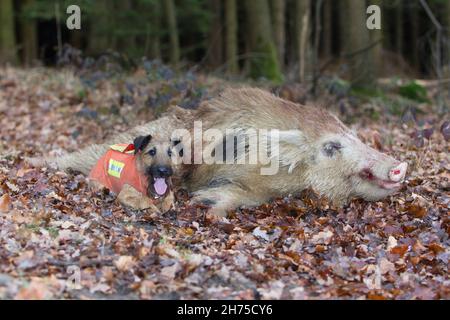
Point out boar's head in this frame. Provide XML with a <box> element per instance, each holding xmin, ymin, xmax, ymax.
<box><xmin>280</xmin><ymin>120</ymin><xmax>407</xmax><ymax>205</ymax></box>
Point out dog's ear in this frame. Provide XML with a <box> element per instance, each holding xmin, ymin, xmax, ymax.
<box><xmin>133</xmin><ymin>135</ymin><xmax>152</xmax><ymax>154</ymax></box>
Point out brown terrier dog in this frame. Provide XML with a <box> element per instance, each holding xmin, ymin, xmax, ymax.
<box><xmin>89</xmin><ymin>134</ymin><xmax>183</xmax><ymax>213</ymax></box>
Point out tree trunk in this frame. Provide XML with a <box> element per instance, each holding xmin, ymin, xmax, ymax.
<box><xmin>296</xmin><ymin>0</ymin><xmax>311</xmax><ymax>82</ymax></box>
<box><xmin>244</xmin><ymin>0</ymin><xmax>282</xmax><ymax>83</ymax></box>
<box><xmin>21</xmin><ymin>0</ymin><xmax>38</xmax><ymax>66</ymax></box>
<box><xmin>0</xmin><ymin>0</ymin><xmax>18</xmax><ymax>64</ymax></box>
<box><xmin>87</xmin><ymin>0</ymin><xmax>110</xmax><ymax>54</ymax></box>
<box><xmin>322</xmin><ymin>0</ymin><xmax>332</xmax><ymax>58</ymax></box>
<box><xmin>207</xmin><ymin>0</ymin><xmax>223</xmax><ymax>69</ymax></box>
<box><xmin>369</xmin><ymin>0</ymin><xmax>383</xmax><ymax>76</ymax></box>
<box><xmin>444</xmin><ymin>0</ymin><xmax>450</xmax><ymax>73</ymax></box>
<box><xmin>225</xmin><ymin>0</ymin><xmax>238</xmax><ymax>74</ymax></box>
<box><xmin>163</xmin><ymin>0</ymin><xmax>180</xmax><ymax>66</ymax></box>
<box><xmin>149</xmin><ymin>0</ymin><xmax>162</xmax><ymax>59</ymax></box>
<box><xmin>271</xmin><ymin>0</ymin><xmax>285</xmax><ymax>68</ymax></box>
<box><xmin>341</xmin><ymin>0</ymin><xmax>375</xmax><ymax>87</ymax></box>
<box><xmin>410</xmin><ymin>1</ymin><xmax>420</xmax><ymax>71</ymax></box>
<box><xmin>116</xmin><ymin>1</ymin><xmax>135</xmax><ymax>53</ymax></box>
<box><xmin>395</xmin><ymin>0</ymin><xmax>403</xmax><ymax>57</ymax></box>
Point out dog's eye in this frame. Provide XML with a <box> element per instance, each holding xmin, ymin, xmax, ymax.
<box><xmin>148</xmin><ymin>148</ymin><xmax>156</xmax><ymax>156</ymax></box>
<box><xmin>167</xmin><ymin>149</ymin><xmax>172</xmax><ymax>157</ymax></box>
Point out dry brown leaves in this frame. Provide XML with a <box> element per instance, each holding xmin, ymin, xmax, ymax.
<box><xmin>0</xmin><ymin>68</ymin><xmax>448</xmax><ymax>300</ymax></box>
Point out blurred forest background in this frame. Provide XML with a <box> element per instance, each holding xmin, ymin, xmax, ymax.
<box><xmin>0</xmin><ymin>0</ymin><xmax>449</xmax><ymax>87</ymax></box>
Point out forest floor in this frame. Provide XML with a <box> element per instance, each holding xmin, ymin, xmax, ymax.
<box><xmin>0</xmin><ymin>65</ymin><xmax>448</xmax><ymax>299</ymax></box>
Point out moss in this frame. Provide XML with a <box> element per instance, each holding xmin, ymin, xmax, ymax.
<box><xmin>248</xmin><ymin>39</ymin><xmax>283</xmax><ymax>84</ymax></box>
<box><xmin>398</xmin><ymin>81</ymin><xmax>430</xmax><ymax>103</ymax></box>
<box><xmin>350</xmin><ymin>86</ymin><xmax>385</xmax><ymax>99</ymax></box>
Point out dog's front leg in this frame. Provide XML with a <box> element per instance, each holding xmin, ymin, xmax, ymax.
<box><xmin>161</xmin><ymin>191</ymin><xmax>175</xmax><ymax>213</ymax></box>
<box><xmin>117</xmin><ymin>184</ymin><xmax>161</xmax><ymax>213</ymax></box>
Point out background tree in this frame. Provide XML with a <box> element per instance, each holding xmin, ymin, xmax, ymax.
<box><xmin>395</xmin><ymin>0</ymin><xmax>404</xmax><ymax>57</ymax></box>
<box><xmin>370</xmin><ymin>0</ymin><xmax>383</xmax><ymax>76</ymax></box>
<box><xmin>148</xmin><ymin>0</ymin><xmax>162</xmax><ymax>60</ymax></box>
<box><xmin>296</xmin><ymin>0</ymin><xmax>311</xmax><ymax>82</ymax></box>
<box><xmin>0</xmin><ymin>0</ymin><xmax>446</xmax><ymax>87</ymax></box>
<box><xmin>20</xmin><ymin>0</ymin><xmax>38</xmax><ymax>66</ymax></box>
<box><xmin>321</xmin><ymin>0</ymin><xmax>333</xmax><ymax>59</ymax></box>
<box><xmin>341</xmin><ymin>0</ymin><xmax>375</xmax><ymax>87</ymax></box>
<box><xmin>0</xmin><ymin>0</ymin><xmax>18</xmax><ymax>64</ymax></box>
<box><xmin>207</xmin><ymin>0</ymin><xmax>223</xmax><ymax>69</ymax></box>
<box><xmin>244</xmin><ymin>0</ymin><xmax>282</xmax><ymax>82</ymax></box>
<box><xmin>163</xmin><ymin>0</ymin><xmax>180</xmax><ymax>66</ymax></box>
<box><xmin>225</xmin><ymin>0</ymin><xmax>238</xmax><ymax>74</ymax></box>
<box><xmin>87</xmin><ymin>0</ymin><xmax>110</xmax><ymax>55</ymax></box>
<box><xmin>271</xmin><ymin>0</ymin><xmax>286</xmax><ymax>69</ymax></box>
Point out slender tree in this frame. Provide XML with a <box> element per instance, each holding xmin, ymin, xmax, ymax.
<box><xmin>149</xmin><ymin>0</ymin><xmax>162</xmax><ymax>59</ymax></box>
<box><xmin>296</xmin><ymin>0</ymin><xmax>311</xmax><ymax>82</ymax></box>
<box><xmin>341</xmin><ymin>0</ymin><xmax>375</xmax><ymax>87</ymax></box>
<box><xmin>444</xmin><ymin>0</ymin><xmax>450</xmax><ymax>69</ymax></box>
<box><xmin>322</xmin><ymin>0</ymin><xmax>333</xmax><ymax>59</ymax></box>
<box><xmin>369</xmin><ymin>0</ymin><xmax>383</xmax><ymax>75</ymax></box>
<box><xmin>410</xmin><ymin>1</ymin><xmax>420</xmax><ymax>71</ymax></box>
<box><xmin>21</xmin><ymin>0</ymin><xmax>38</xmax><ymax>66</ymax></box>
<box><xmin>163</xmin><ymin>0</ymin><xmax>180</xmax><ymax>66</ymax></box>
<box><xmin>244</xmin><ymin>0</ymin><xmax>282</xmax><ymax>82</ymax></box>
<box><xmin>271</xmin><ymin>0</ymin><xmax>285</xmax><ymax>68</ymax></box>
<box><xmin>207</xmin><ymin>0</ymin><xmax>223</xmax><ymax>69</ymax></box>
<box><xmin>87</xmin><ymin>0</ymin><xmax>110</xmax><ymax>54</ymax></box>
<box><xmin>395</xmin><ymin>0</ymin><xmax>403</xmax><ymax>57</ymax></box>
<box><xmin>225</xmin><ymin>0</ymin><xmax>238</xmax><ymax>74</ymax></box>
<box><xmin>0</xmin><ymin>0</ymin><xmax>18</xmax><ymax>64</ymax></box>
<box><xmin>116</xmin><ymin>1</ymin><xmax>135</xmax><ymax>52</ymax></box>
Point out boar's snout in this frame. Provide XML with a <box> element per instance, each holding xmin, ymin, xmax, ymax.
<box><xmin>388</xmin><ymin>162</ymin><xmax>408</xmax><ymax>182</ymax></box>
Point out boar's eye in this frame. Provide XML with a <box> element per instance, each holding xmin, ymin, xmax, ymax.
<box><xmin>323</xmin><ymin>141</ymin><xmax>342</xmax><ymax>157</ymax></box>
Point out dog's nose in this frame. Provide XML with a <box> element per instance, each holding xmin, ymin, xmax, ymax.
<box><xmin>157</xmin><ymin>166</ymin><xmax>172</xmax><ymax>177</ymax></box>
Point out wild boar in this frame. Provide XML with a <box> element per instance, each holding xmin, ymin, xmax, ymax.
<box><xmin>185</xmin><ymin>88</ymin><xmax>408</xmax><ymax>216</ymax></box>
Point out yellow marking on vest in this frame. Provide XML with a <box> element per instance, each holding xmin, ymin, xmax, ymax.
<box><xmin>108</xmin><ymin>159</ymin><xmax>125</xmax><ymax>178</ymax></box>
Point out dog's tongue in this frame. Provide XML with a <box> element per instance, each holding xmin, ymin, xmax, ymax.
<box><xmin>154</xmin><ymin>178</ymin><xmax>167</xmax><ymax>195</ymax></box>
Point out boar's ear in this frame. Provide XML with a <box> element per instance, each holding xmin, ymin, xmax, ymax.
<box><xmin>133</xmin><ymin>135</ymin><xmax>152</xmax><ymax>154</ymax></box>
<box><xmin>277</xmin><ymin>130</ymin><xmax>303</xmax><ymax>146</ymax></box>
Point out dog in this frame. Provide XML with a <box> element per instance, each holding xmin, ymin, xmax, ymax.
<box><xmin>88</xmin><ymin>134</ymin><xmax>183</xmax><ymax>213</ymax></box>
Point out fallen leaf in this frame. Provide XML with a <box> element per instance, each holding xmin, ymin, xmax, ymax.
<box><xmin>0</xmin><ymin>194</ymin><xmax>11</xmax><ymax>212</ymax></box>
<box><xmin>114</xmin><ymin>256</ymin><xmax>136</xmax><ymax>272</ymax></box>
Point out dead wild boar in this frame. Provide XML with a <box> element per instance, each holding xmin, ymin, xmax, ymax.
<box><xmin>185</xmin><ymin>88</ymin><xmax>408</xmax><ymax>216</ymax></box>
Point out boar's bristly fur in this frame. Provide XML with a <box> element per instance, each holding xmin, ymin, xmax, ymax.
<box><xmin>187</xmin><ymin>88</ymin><xmax>407</xmax><ymax>216</ymax></box>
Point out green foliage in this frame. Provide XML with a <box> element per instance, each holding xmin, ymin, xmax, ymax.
<box><xmin>398</xmin><ymin>81</ymin><xmax>430</xmax><ymax>103</ymax></box>
<box><xmin>328</xmin><ymin>77</ymin><xmax>351</xmax><ymax>97</ymax></box>
<box><xmin>248</xmin><ymin>40</ymin><xmax>283</xmax><ymax>84</ymax></box>
<box><xmin>350</xmin><ymin>86</ymin><xmax>385</xmax><ymax>99</ymax></box>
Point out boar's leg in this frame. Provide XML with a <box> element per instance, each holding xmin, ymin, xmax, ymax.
<box><xmin>191</xmin><ymin>185</ymin><xmax>262</xmax><ymax>217</ymax></box>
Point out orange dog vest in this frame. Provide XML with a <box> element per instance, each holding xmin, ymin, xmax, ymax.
<box><xmin>89</xmin><ymin>144</ymin><xmax>148</xmax><ymax>195</ymax></box>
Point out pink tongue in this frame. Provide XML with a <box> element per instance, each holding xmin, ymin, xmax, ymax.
<box><xmin>154</xmin><ymin>178</ymin><xmax>168</xmax><ymax>195</ymax></box>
